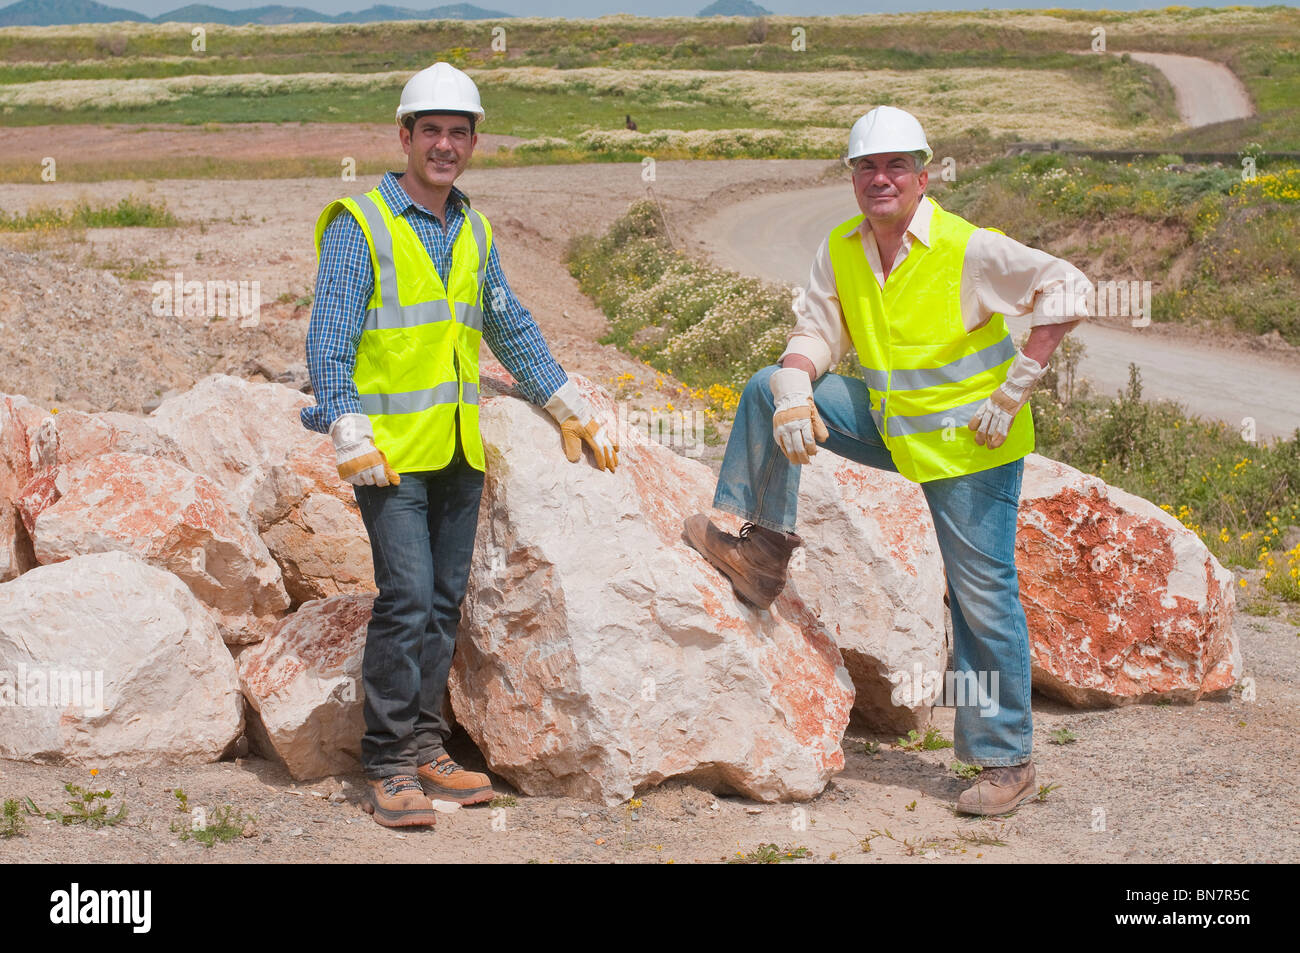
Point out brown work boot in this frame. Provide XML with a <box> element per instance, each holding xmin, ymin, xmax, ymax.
<box><xmin>417</xmin><ymin>754</ymin><xmax>496</xmax><ymax>806</ymax></box>
<box><xmin>683</xmin><ymin>514</ymin><xmax>802</xmax><ymax>610</ymax></box>
<box><xmin>363</xmin><ymin>774</ymin><xmax>437</xmax><ymax>828</ymax></box>
<box><xmin>955</xmin><ymin>761</ymin><xmax>1037</xmax><ymax>816</ymax></box>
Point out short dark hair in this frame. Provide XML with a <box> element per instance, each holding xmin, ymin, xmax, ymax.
<box><xmin>403</xmin><ymin>110</ymin><xmax>477</xmax><ymax>136</ymax></box>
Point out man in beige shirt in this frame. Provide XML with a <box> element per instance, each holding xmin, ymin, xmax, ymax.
<box><xmin>684</xmin><ymin>106</ymin><xmax>1091</xmax><ymax>815</ymax></box>
<box><xmin>781</xmin><ymin>192</ymin><xmax>1089</xmax><ymax>382</ymax></box>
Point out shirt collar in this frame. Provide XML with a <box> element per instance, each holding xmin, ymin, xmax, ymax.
<box><xmin>845</xmin><ymin>194</ymin><xmax>934</xmax><ymax>247</ymax></box>
<box><xmin>378</xmin><ymin>171</ymin><xmax>470</xmax><ymax>219</ymax></box>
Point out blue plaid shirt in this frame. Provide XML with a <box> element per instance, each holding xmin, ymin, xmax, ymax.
<box><xmin>300</xmin><ymin>171</ymin><xmax>568</xmax><ymax>434</ymax></box>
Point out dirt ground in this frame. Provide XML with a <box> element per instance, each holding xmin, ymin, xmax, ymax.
<box><xmin>1</xmin><ymin>608</ymin><xmax>1294</xmax><ymax>864</ymax></box>
<box><xmin>0</xmin><ymin>152</ymin><xmax>830</xmax><ymax>445</ymax></box>
<box><xmin>1</xmin><ymin>137</ymin><xmax>1297</xmax><ymax>864</ymax></box>
<box><xmin>0</xmin><ymin>123</ymin><xmax>521</xmax><ymax>165</ymax></box>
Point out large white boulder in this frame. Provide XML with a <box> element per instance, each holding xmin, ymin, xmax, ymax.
<box><xmin>449</xmin><ymin>375</ymin><xmax>855</xmax><ymax>805</ymax></box>
<box><xmin>0</xmin><ymin>551</ymin><xmax>243</xmax><ymax>766</ymax></box>
<box><xmin>792</xmin><ymin>457</ymin><xmax>947</xmax><ymax>730</ymax></box>
<box><xmin>148</xmin><ymin>375</ymin><xmax>350</xmax><ymax>528</ymax></box>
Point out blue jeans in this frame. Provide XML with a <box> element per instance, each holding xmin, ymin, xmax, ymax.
<box><xmin>352</xmin><ymin>441</ymin><xmax>485</xmax><ymax>779</ymax></box>
<box><xmin>714</xmin><ymin>365</ymin><xmax>1033</xmax><ymax>767</ymax></box>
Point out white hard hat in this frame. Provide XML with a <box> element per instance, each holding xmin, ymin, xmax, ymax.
<box><xmin>845</xmin><ymin>106</ymin><xmax>932</xmax><ymax>167</ymax></box>
<box><xmin>396</xmin><ymin>62</ymin><xmax>484</xmax><ymax>125</ymax></box>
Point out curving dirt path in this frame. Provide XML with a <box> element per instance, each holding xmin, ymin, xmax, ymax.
<box><xmin>1127</xmin><ymin>52</ymin><xmax>1254</xmax><ymax>127</ymax></box>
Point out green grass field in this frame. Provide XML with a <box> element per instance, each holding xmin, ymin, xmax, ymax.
<box><xmin>1</xmin><ymin>8</ymin><xmax>1296</xmax><ymax>159</ymax></box>
<box><xmin>2</xmin><ymin>7</ymin><xmax>1295</xmax><ymax>154</ymax></box>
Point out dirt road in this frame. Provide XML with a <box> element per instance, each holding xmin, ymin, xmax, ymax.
<box><xmin>1127</xmin><ymin>52</ymin><xmax>1254</xmax><ymax>127</ymax></box>
<box><xmin>692</xmin><ymin>182</ymin><xmax>1300</xmax><ymax>440</ymax></box>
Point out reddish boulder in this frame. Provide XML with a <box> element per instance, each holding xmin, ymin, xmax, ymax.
<box><xmin>0</xmin><ymin>395</ymin><xmax>49</xmax><ymax>581</ymax></box>
<box><xmin>147</xmin><ymin>375</ymin><xmax>374</xmax><ymax>602</ymax></box>
<box><xmin>29</xmin><ymin>407</ymin><xmax>187</xmax><ymax>473</ymax></box>
<box><xmin>238</xmin><ymin>594</ymin><xmax>372</xmax><ymax>780</ymax></box>
<box><xmin>16</xmin><ymin>451</ymin><xmax>290</xmax><ymax>643</ymax></box>
<box><xmin>1017</xmin><ymin>454</ymin><xmax>1238</xmax><ymax>706</ymax></box>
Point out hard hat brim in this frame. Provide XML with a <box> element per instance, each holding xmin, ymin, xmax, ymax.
<box><xmin>396</xmin><ymin>103</ymin><xmax>485</xmax><ymax>124</ymax></box>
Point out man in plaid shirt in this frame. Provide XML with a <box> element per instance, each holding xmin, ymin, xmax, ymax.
<box><xmin>302</xmin><ymin>62</ymin><xmax>618</xmax><ymax>828</ymax></box>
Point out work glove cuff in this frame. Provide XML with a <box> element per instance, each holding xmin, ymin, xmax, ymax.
<box><xmin>1002</xmin><ymin>352</ymin><xmax>1046</xmax><ymax>402</ymax></box>
<box><xmin>329</xmin><ymin>412</ymin><xmax>375</xmax><ymax>451</ymax></box>
<box><xmin>770</xmin><ymin>366</ymin><xmax>814</xmax><ymax>413</ymax></box>
<box><xmin>543</xmin><ymin>379</ymin><xmax>593</xmax><ymax>427</ymax></box>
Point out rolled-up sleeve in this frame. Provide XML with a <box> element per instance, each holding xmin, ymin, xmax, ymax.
<box><xmin>778</xmin><ymin>236</ymin><xmax>851</xmax><ymax>379</ymax></box>
<box><xmin>963</xmin><ymin>229</ymin><xmax>1094</xmax><ymax>330</ymax></box>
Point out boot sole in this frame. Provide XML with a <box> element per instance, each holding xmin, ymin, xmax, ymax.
<box><xmin>418</xmin><ymin>778</ymin><xmax>497</xmax><ymax>806</ymax></box>
<box><xmin>363</xmin><ymin>798</ymin><xmax>438</xmax><ymax>828</ymax></box>
<box><xmin>682</xmin><ymin>517</ymin><xmax>781</xmax><ymax>610</ymax></box>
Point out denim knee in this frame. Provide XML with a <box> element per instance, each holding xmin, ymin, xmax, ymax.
<box><xmin>744</xmin><ymin>365</ymin><xmax>778</xmax><ymax>404</ymax></box>
<box><xmin>373</xmin><ymin>579</ymin><xmax>433</xmax><ymax>632</ymax></box>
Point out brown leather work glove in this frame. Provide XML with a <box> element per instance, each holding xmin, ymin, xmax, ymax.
<box><xmin>544</xmin><ymin>379</ymin><xmax>619</xmax><ymax>473</ymax></box>
<box><xmin>558</xmin><ymin>416</ymin><xmax>619</xmax><ymax>472</ymax></box>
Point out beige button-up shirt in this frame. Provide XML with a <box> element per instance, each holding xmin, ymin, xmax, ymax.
<box><xmin>780</xmin><ymin>195</ymin><xmax>1092</xmax><ymax>378</ymax></box>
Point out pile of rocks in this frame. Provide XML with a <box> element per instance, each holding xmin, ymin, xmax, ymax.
<box><xmin>0</xmin><ymin>370</ymin><xmax>1238</xmax><ymax>803</ymax></box>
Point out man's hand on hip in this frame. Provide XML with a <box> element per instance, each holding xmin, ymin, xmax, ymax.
<box><xmin>544</xmin><ymin>379</ymin><xmax>619</xmax><ymax>473</ymax></box>
<box><xmin>968</xmin><ymin>352</ymin><xmax>1046</xmax><ymax>449</ymax></box>
<box><xmin>331</xmin><ymin>413</ymin><xmax>400</xmax><ymax>486</ymax></box>
<box><xmin>770</xmin><ymin>366</ymin><xmax>828</xmax><ymax>465</ymax></box>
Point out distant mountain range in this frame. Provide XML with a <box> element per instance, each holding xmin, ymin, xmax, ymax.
<box><xmin>0</xmin><ymin>0</ymin><xmax>789</xmax><ymax>27</ymax></box>
<box><xmin>699</xmin><ymin>0</ymin><xmax>772</xmax><ymax>14</ymax></box>
<box><xmin>0</xmin><ymin>0</ymin><xmax>513</xmax><ymax>26</ymax></box>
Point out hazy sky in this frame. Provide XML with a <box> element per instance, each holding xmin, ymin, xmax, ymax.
<box><xmin>114</xmin><ymin>1</ymin><xmax>1300</xmax><ymax>18</ymax></box>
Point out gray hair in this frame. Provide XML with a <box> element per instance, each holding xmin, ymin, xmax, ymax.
<box><xmin>848</xmin><ymin>151</ymin><xmax>929</xmax><ymax>173</ymax></box>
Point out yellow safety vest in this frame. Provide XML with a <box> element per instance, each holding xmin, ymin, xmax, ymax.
<box><xmin>827</xmin><ymin>199</ymin><xmax>1034</xmax><ymax>483</ymax></box>
<box><xmin>314</xmin><ymin>188</ymin><xmax>490</xmax><ymax>473</ymax></box>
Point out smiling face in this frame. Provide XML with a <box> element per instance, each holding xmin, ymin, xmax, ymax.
<box><xmin>851</xmin><ymin>151</ymin><xmax>928</xmax><ymax>229</ymax></box>
<box><xmin>400</xmin><ymin>112</ymin><xmax>477</xmax><ymax>192</ymax></box>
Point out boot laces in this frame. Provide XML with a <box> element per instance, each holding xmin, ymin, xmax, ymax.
<box><xmin>381</xmin><ymin>774</ymin><xmax>422</xmax><ymax>796</ymax></box>
<box><xmin>432</xmin><ymin>756</ymin><xmax>463</xmax><ymax>776</ymax></box>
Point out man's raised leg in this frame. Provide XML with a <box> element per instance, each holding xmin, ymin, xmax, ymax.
<box><xmin>686</xmin><ymin>365</ymin><xmax>896</xmax><ymax>608</ymax></box>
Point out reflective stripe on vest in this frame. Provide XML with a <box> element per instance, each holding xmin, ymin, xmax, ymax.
<box><xmin>314</xmin><ymin>188</ymin><xmax>491</xmax><ymax>473</ymax></box>
<box><xmin>877</xmin><ymin>336</ymin><xmax>1016</xmax><ymax>392</ymax></box>
<box><xmin>357</xmin><ymin>381</ymin><xmax>480</xmax><ymax>416</ymax></box>
<box><xmin>828</xmin><ymin>198</ymin><xmax>1034</xmax><ymax>483</ymax></box>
